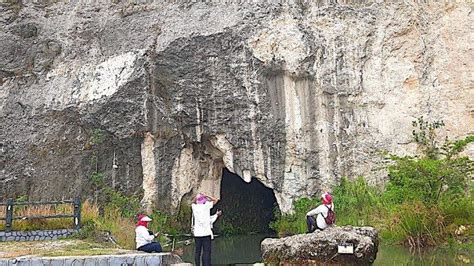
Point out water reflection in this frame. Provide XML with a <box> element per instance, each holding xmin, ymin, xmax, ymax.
<box><xmin>176</xmin><ymin>234</ymin><xmax>472</xmax><ymax>265</ymax></box>
<box><xmin>179</xmin><ymin>234</ymin><xmax>271</xmax><ymax>265</ymax></box>
<box><xmin>374</xmin><ymin>244</ymin><xmax>472</xmax><ymax>266</ymax></box>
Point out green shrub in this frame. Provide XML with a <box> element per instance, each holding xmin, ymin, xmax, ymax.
<box><xmin>102</xmin><ymin>187</ymin><xmax>140</xmax><ymax>218</ymax></box>
<box><xmin>148</xmin><ymin>202</ymin><xmax>193</xmax><ymax>237</ymax></box>
<box><xmin>269</xmin><ymin>197</ymin><xmax>320</xmax><ymax>236</ymax></box>
<box><xmin>90</xmin><ymin>128</ymin><xmax>106</xmax><ymax>145</ymax></box>
<box><xmin>332</xmin><ymin>176</ymin><xmax>385</xmax><ymax>226</ymax></box>
<box><xmin>90</xmin><ymin>172</ymin><xmax>105</xmax><ymax>187</ymax></box>
<box><xmin>389</xmin><ymin>201</ymin><xmax>446</xmax><ymax>247</ymax></box>
<box><xmin>440</xmin><ymin>194</ymin><xmax>474</xmax><ymax>226</ymax></box>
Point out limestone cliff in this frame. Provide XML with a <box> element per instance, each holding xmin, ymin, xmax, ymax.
<box><xmin>1</xmin><ymin>1</ymin><xmax>473</xmax><ymax>213</ymax></box>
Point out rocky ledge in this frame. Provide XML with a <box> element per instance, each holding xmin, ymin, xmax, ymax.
<box><xmin>261</xmin><ymin>226</ymin><xmax>379</xmax><ymax>265</ymax></box>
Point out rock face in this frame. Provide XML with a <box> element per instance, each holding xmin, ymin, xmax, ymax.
<box><xmin>261</xmin><ymin>226</ymin><xmax>379</xmax><ymax>265</ymax></box>
<box><xmin>1</xmin><ymin>1</ymin><xmax>473</xmax><ymax>213</ymax></box>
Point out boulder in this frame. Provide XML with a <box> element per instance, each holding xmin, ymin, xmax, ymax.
<box><xmin>261</xmin><ymin>226</ymin><xmax>378</xmax><ymax>265</ymax></box>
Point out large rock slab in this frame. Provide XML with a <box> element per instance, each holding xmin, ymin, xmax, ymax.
<box><xmin>261</xmin><ymin>226</ymin><xmax>379</xmax><ymax>265</ymax></box>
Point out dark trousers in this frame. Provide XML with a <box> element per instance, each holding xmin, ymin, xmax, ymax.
<box><xmin>195</xmin><ymin>236</ymin><xmax>211</xmax><ymax>266</ymax></box>
<box><xmin>137</xmin><ymin>242</ymin><xmax>162</xmax><ymax>253</ymax></box>
<box><xmin>306</xmin><ymin>216</ymin><xmax>319</xmax><ymax>233</ymax></box>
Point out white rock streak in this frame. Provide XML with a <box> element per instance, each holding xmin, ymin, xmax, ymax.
<box><xmin>210</xmin><ymin>134</ymin><xmax>234</xmax><ymax>172</ymax></box>
<box><xmin>78</xmin><ymin>52</ymin><xmax>138</xmax><ymax>103</ymax></box>
<box><xmin>140</xmin><ymin>132</ymin><xmax>158</xmax><ymax>214</ymax></box>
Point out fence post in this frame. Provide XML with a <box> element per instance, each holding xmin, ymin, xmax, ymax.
<box><xmin>73</xmin><ymin>197</ymin><xmax>81</xmax><ymax>230</ymax></box>
<box><xmin>5</xmin><ymin>198</ymin><xmax>14</xmax><ymax>232</ymax></box>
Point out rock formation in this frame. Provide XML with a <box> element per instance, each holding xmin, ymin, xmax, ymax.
<box><xmin>261</xmin><ymin>226</ymin><xmax>379</xmax><ymax>265</ymax></box>
<box><xmin>1</xmin><ymin>1</ymin><xmax>473</xmax><ymax>213</ymax></box>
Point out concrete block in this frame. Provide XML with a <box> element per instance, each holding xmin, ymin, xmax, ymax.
<box><xmin>134</xmin><ymin>256</ymin><xmax>146</xmax><ymax>266</ymax></box>
<box><xmin>11</xmin><ymin>259</ymin><xmax>31</xmax><ymax>266</ymax></box>
<box><xmin>49</xmin><ymin>258</ymin><xmax>65</xmax><ymax>266</ymax></box>
<box><xmin>109</xmin><ymin>256</ymin><xmax>127</xmax><ymax>266</ymax></box>
<box><xmin>83</xmin><ymin>258</ymin><xmax>96</xmax><ymax>266</ymax></box>
<box><xmin>144</xmin><ymin>256</ymin><xmax>162</xmax><ymax>265</ymax></box>
<box><xmin>40</xmin><ymin>259</ymin><xmax>52</xmax><ymax>266</ymax></box>
<box><xmin>94</xmin><ymin>257</ymin><xmax>108</xmax><ymax>266</ymax></box>
<box><xmin>125</xmin><ymin>256</ymin><xmax>136</xmax><ymax>265</ymax></box>
<box><xmin>64</xmin><ymin>258</ymin><xmax>84</xmax><ymax>266</ymax></box>
<box><xmin>29</xmin><ymin>258</ymin><xmax>43</xmax><ymax>266</ymax></box>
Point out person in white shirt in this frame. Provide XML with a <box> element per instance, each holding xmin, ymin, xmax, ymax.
<box><xmin>135</xmin><ymin>214</ymin><xmax>162</xmax><ymax>253</ymax></box>
<box><xmin>306</xmin><ymin>192</ymin><xmax>335</xmax><ymax>233</ymax></box>
<box><xmin>191</xmin><ymin>193</ymin><xmax>222</xmax><ymax>266</ymax></box>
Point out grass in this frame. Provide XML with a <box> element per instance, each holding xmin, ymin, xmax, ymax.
<box><xmin>0</xmin><ymin>200</ymin><xmax>98</xmax><ymax>231</ymax></box>
<box><xmin>0</xmin><ymin>200</ymin><xmax>136</xmax><ymax>250</ymax></box>
<box><xmin>271</xmin><ymin>127</ymin><xmax>473</xmax><ymax>248</ymax></box>
<box><xmin>0</xmin><ymin>240</ymin><xmax>132</xmax><ymax>259</ymax></box>
<box><xmin>271</xmin><ymin>176</ymin><xmax>473</xmax><ymax>248</ymax></box>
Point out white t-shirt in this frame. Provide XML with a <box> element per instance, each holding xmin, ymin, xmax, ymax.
<box><xmin>306</xmin><ymin>203</ymin><xmax>335</xmax><ymax>230</ymax></box>
<box><xmin>191</xmin><ymin>201</ymin><xmax>214</xmax><ymax>237</ymax></box>
<box><xmin>135</xmin><ymin>225</ymin><xmax>154</xmax><ymax>249</ymax></box>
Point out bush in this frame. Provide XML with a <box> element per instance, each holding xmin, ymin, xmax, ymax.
<box><xmin>270</xmin><ymin>197</ymin><xmax>320</xmax><ymax>236</ymax></box>
<box><xmin>389</xmin><ymin>201</ymin><xmax>445</xmax><ymax>247</ymax></box>
<box><xmin>332</xmin><ymin>177</ymin><xmax>385</xmax><ymax>226</ymax></box>
<box><xmin>148</xmin><ymin>202</ymin><xmax>193</xmax><ymax>237</ymax></box>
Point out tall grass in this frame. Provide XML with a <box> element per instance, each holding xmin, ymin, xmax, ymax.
<box><xmin>271</xmin><ymin>125</ymin><xmax>473</xmax><ymax>248</ymax></box>
<box><xmin>271</xmin><ymin>176</ymin><xmax>473</xmax><ymax>248</ymax></box>
<box><xmin>270</xmin><ymin>197</ymin><xmax>319</xmax><ymax>236</ymax></box>
<box><xmin>0</xmin><ymin>201</ymin><xmax>98</xmax><ymax>231</ymax></box>
<box><xmin>332</xmin><ymin>177</ymin><xmax>386</xmax><ymax>226</ymax></box>
<box><xmin>270</xmin><ymin>177</ymin><xmax>388</xmax><ymax>236</ymax></box>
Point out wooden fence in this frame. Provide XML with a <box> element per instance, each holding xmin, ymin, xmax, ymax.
<box><xmin>0</xmin><ymin>198</ymin><xmax>81</xmax><ymax>232</ymax></box>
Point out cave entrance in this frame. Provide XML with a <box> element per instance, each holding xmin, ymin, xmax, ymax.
<box><xmin>213</xmin><ymin>168</ymin><xmax>278</xmax><ymax>234</ymax></box>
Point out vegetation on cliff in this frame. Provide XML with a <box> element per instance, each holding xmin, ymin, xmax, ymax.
<box><xmin>2</xmin><ymin>118</ymin><xmax>472</xmax><ymax>250</ymax></box>
<box><xmin>271</xmin><ymin>118</ymin><xmax>473</xmax><ymax>248</ymax></box>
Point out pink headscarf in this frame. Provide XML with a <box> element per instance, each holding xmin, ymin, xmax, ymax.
<box><xmin>196</xmin><ymin>194</ymin><xmax>207</xmax><ymax>204</ymax></box>
<box><xmin>322</xmin><ymin>192</ymin><xmax>333</xmax><ymax>205</ymax></box>
<box><xmin>136</xmin><ymin>214</ymin><xmax>151</xmax><ymax>227</ymax></box>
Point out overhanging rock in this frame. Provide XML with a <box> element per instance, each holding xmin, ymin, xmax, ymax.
<box><xmin>261</xmin><ymin>226</ymin><xmax>379</xmax><ymax>265</ymax></box>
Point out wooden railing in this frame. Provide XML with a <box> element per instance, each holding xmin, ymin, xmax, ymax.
<box><xmin>0</xmin><ymin>198</ymin><xmax>81</xmax><ymax>232</ymax></box>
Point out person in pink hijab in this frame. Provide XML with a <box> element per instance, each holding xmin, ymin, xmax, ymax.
<box><xmin>191</xmin><ymin>193</ymin><xmax>222</xmax><ymax>266</ymax></box>
<box><xmin>306</xmin><ymin>192</ymin><xmax>335</xmax><ymax>233</ymax></box>
<box><xmin>135</xmin><ymin>214</ymin><xmax>162</xmax><ymax>253</ymax></box>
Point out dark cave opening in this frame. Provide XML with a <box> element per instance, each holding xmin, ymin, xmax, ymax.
<box><xmin>213</xmin><ymin>168</ymin><xmax>278</xmax><ymax>234</ymax></box>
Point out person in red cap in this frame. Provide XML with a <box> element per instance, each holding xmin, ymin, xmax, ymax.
<box><xmin>306</xmin><ymin>192</ymin><xmax>335</xmax><ymax>233</ymax></box>
<box><xmin>135</xmin><ymin>214</ymin><xmax>162</xmax><ymax>253</ymax></box>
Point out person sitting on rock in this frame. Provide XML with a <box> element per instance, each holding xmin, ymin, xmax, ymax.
<box><xmin>135</xmin><ymin>214</ymin><xmax>162</xmax><ymax>253</ymax></box>
<box><xmin>306</xmin><ymin>192</ymin><xmax>335</xmax><ymax>233</ymax></box>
